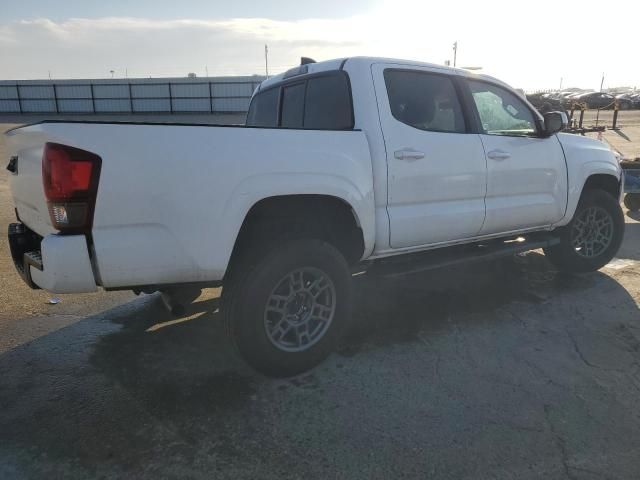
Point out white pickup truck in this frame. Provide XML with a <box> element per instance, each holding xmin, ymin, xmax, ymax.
<box><xmin>6</xmin><ymin>57</ymin><xmax>624</xmax><ymax>376</ymax></box>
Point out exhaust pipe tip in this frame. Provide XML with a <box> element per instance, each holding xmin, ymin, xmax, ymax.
<box><xmin>160</xmin><ymin>291</ymin><xmax>185</xmax><ymax>316</ymax></box>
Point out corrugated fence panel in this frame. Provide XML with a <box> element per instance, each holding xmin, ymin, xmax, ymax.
<box><xmin>131</xmin><ymin>84</ymin><xmax>170</xmax><ymax>111</ymax></box>
<box><xmin>172</xmin><ymin>98</ymin><xmax>210</xmax><ymax>112</ymax></box>
<box><xmin>0</xmin><ymin>76</ymin><xmax>265</xmax><ymax>114</ymax></box>
<box><xmin>131</xmin><ymin>83</ymin><xmax>170</xmax><ymax>98</ymax></box>
<box><xmin>0</xmin><ymin>85</ymin><xmax>18</xmax><ymax>99</ymax></box>
<box><xmin>132</xmin><ymin>98</ymin><xmax>171</xmax><ymax>112</ymax></box>
<box><xmin>94</xmin><ymin>99</ymin><xmax>131</xmax><ymax>113</ymax></box>
<box><xmin>56</xmin><ymin>85</ymin><xmax>91</xmax><ymax>99</ymax></box>
<box><xmin>93</xmin><ymin>84</ymin><xmax>130</xmax><ymax>99</ymax></box>
<box><xmin>19</xmin><ymin>85</ymin><xmax>55</xmax><ymax>99</ymax></box>
<box><xmin>171</xmin><ymin>83</ymin><xmax>209</xmax><ymax>98</ymax></box>
<box><xmin>213</xmin><ymin>97</ymin><xmax>251</xmax><ymax>112</ymax></box>
<box><xmin>0</xmin><ymin>100</ymin><xmax>20</xmax><ymax>112</ymax></box>
<box><xmin>58</xmin><ymin>99</ymin><xmax>93</xmax><ymax>113</ymax></box>
<box><xmin>211</xmin><ymin>82</ymin><xmax>255</xmax><ymax>98</ymax></box>
<box><xmin>20</xmin><ymin>100</ymin><xmax>56</xmax><ymax>113</ymax></box>
<box><xmin>170</xmin><ymin>83</ymin><xmax>211</xmax><ymax>112</ymax></box>
<box><xmin>93</xmin><ymin>84</ymin><xmax>132</xmax><ymax>112</ymax></box>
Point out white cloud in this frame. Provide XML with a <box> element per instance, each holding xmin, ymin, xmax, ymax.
<box><xmin>0</xmin><ymin>1</ymin><xmax>638</xmax><ymax>90</ymax></box>
<box><xmin>0</xmin><ymin>16</ymin><xmax>361</xmax><ymax>79</ymax></box>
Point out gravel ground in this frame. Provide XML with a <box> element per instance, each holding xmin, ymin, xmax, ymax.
<box><xmin>1</xmin><ymin>119</ymin><xmax>640</xmax><ymax>479</ymax></box>
<box><xmin>581</xmin><ymin>109</ymin><xmax>640</xmax><ymax>128</ymax></box>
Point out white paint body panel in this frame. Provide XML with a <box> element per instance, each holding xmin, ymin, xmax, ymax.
<box><xmin>371</xmin><ymin>62</ymin><xmax>487</xmax><ymax>248</ymax></box>
<box><xmin>479</xmin><ymin>133</ymin><xmax>567</xmax><ymax>234</ymax></box>
<box><xmin>5</xmin><ymin>56</ymin><xmax>622</xmax><ymax>293</ymax></box>
<box><xmin>8</xmin><ymin>122</ymin><xmax>374</xmax><ymax>288</ymax></box>
<box><xmin>554</xmin><ymin>133</ymin><xmax>622</xmax><ymax>226</ymax></box>
<box><xmin>5</xmin><ymin>128</ymin><xmax>57</xmax><ymax>236</ymax></box>
<box><xmin>30</xmin><ymin>235</ymin><xmax>97</xmax><ymax>293</ymax></box>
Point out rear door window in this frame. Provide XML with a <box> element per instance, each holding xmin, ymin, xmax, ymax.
<box><xmin>303</xmin><ymin>74</ymin><xmax>353</xmax><ymax>129</ymax></box>
<box><xmin>384</xmin><ymin>69</ymin><xmax>466</xmax><ymax>133</ymax></box>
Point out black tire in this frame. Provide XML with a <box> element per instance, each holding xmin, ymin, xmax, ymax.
<box><xmin>221</xmin><ymin>239</ymin><xmax>352</xmax><ymax>377</ymax></box>
<box><xmin>544</xmin><ymin>189</ymin><xmax>624</xmax><ymax>273</ymax></box>
<box><xmin>624</xmin><ymin>193</ymin><xmax>640</xmax><ymax>211</ymax></box>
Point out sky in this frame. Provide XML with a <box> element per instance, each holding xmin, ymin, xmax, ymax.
<box><xmin>0</xmin><ymin>0</ymin><xmax>638</xmax><ymax>91</ymax></box>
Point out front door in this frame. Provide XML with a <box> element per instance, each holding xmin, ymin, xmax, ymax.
<box><xmin>465</xmin><ymin>79</ymin><xmax>568</xmax><ymax>235</ymax></box>
<box><xmin>373</xmin><ymin>64</ymin><xmax>488</xmax><ymax>248</ymax></box>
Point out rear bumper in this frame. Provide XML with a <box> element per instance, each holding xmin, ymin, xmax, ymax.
<box><xmin>8</xmin><ymin>223</ymin><xmax>97</xmax><ymax>293</ymax></box>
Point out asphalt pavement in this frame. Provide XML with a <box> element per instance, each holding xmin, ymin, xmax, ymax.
<box><xmin>1</xmin><ymin>120</ymin><xmax>640</xmax><ymax>479</ymax></box>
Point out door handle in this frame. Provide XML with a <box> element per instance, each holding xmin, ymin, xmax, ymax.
<box><xmin>394</xmin><ymin>148</ymin><xmax>425</xmax><ymax>161</ymax></box>
<box><xmin>487</xmin><ymin>149</ymin><xmax>511</xmax><ymax>160</ymax></box>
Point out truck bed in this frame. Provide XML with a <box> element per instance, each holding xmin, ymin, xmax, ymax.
<box><xmin>6</xmin><ymin>121</ymin><xmax>374</xmax><ymax>289</ymax></box>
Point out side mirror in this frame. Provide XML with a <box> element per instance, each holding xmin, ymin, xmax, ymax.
<box><xmin>543</xmin><ymin>111</ymin><xmax>567</xmax><ymax>136</ymax></box>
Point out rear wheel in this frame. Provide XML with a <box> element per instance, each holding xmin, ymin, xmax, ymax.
<box><xmin>222</xmin><ymin>239</ymin><xmax>352</xmax><ymax>377</ymax></box>
<box><xmin>544</xmin><ymin>189</ymin><xmax>624</xmax><ymax>272</ymax></box>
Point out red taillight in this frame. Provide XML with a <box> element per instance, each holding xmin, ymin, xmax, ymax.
<box><xmin>43</xmin><ymin>142</ymin><xmax>101</xmax><ymax>233</ymax></box>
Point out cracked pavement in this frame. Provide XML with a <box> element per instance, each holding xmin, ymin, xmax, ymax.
<box><xmin>2</xmin><ymin>122</ymin><xmax>640</xmax><ymax>479</ymax></box>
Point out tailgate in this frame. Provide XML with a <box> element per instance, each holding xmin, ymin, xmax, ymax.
<box><xmin>5</xmin><ymin>124</ymin><xmax>57</xmax><ymax>236</ymax></box>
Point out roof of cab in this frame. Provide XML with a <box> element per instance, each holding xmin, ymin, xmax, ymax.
<box><xmin>258</xmin><ymin>56</ymin><xmax>510</xmax><ymax>93</ymax></box>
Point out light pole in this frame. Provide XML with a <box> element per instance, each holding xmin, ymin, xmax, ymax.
<box><xmin>453</xmin><ymin>41</ymin><xmax>458</xmax><ymax>68</ymax></box>
<box><xmin>264</xmin><ymin>45</ymin><xmax>269</xmax><ymax>78</ymax></box>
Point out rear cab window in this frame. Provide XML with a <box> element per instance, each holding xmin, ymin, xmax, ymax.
<box><xmin>246</xmin><ymin>71</ymin><xmax>354</xmax><ymax>130</ymax></box>
<box><xmin>245</xmin><ymin>87</ymin><xmax>279</xmax><ymax>127</ymax></box>
<box><xmin>280</xmin><ymin>83</ymin><xmax>305</xmax><ymax>128</ymax></box>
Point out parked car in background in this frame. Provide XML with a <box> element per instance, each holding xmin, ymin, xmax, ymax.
<box><xmin>564</xmin><ymin>91</ymin><xmax>589</xmax><ymax>100</ymax></box>
<box><xmin>560</xmin><ymin>92</ymin><xmax>585</xmax><ymax>108</ymax></box>
<box><xmin>571</xmin><ymin>92</ymin><xmax>618</xmax><ymax>109</ymax></box>
<box><xmin>615</xmin><ymin>93</ymin><xmax>637</xmax><ymax>110</ymax></box>
<box><xmin>559</xmin><ymin>90</ymin><xmax>582</xmax><ymax>99</ymax></box>
<box><xmin>526</xmin><ymin>92</ymin><xmax>567</xmax><ymax>116</ymax></box>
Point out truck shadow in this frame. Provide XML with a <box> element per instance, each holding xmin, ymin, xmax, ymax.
<box><xmin>1</xmin><ymin>249</ymin><xmax>639</xmax><ymax>474</ymax></box>
<box><xmin>87</xmin><ymin>243</ymin><xmax>640</xmax><ymax>371</ymax></box>
<box><xmin>85</xmin><ymin>252</ymin><xmax>600</xmax><ymax>383</ymax></box>
<box><xmin>618</xmin><ymin>212</ymin><xmax>640</xmax><ymax>261</ymax></box>
<box><xmin>342</xmin><ymin>252</ymin><xmax>595</xmax><ymax>356</ymax></box>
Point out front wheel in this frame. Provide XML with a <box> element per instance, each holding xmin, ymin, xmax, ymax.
<box><xmin>544</xmin><ymin>189</ymin><xmax>624</xmax><ymax>273</ymax></box>
<box><xmin>222</xmin><ymin>239</ymin><xmax>352</xmax><ymax>377</ymax></box>
<box><xmin>624</xmin><ymin>193</ymin><xmax>640</xmax><ymax>211</ymax></box>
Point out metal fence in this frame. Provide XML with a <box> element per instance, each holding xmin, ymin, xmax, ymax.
<box><xmin>0</xmin><ymin>77</ymin><xmax>265</xmax><ymax>114</ymax></box>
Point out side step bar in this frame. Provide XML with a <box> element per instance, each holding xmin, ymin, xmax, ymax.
<box><xmin>366</xmin><ymin>233</ymin><xmax>560</xmax><ymax>278</ymax></box>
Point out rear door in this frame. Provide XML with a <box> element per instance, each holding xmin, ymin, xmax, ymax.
<box><xmin>372</xmin><ymin>64</ymin><xmax>487</xmax><ymax>248</ymax></box>
<box><xmin>464</xmin><ymin>79</ymin><xmax>567</xmax><ymax>235</ymax></box>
